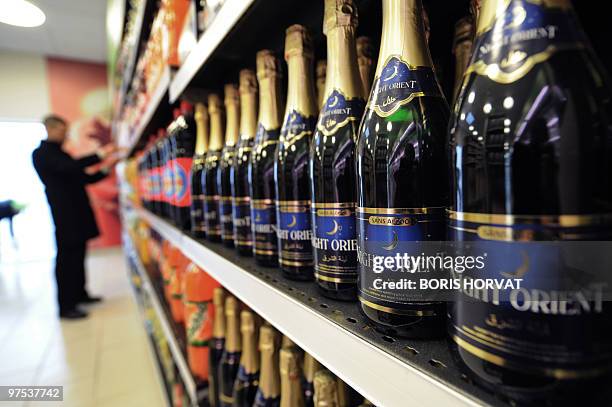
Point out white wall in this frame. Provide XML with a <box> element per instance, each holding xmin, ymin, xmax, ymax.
<box><xmin>0</xmin><ymin>50</ymin><xmax>51</xmax><ymax>121</ymax></box>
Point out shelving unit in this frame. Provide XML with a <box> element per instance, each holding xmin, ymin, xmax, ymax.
<box><xmin>135</xmin><ymin>207</ymin><xmax>505</xmax><ymax>407</ymax></box>
<box><xmin>123</xmin><ymin>231</ymin><xmax>207</xmax><ymax>407</ymax></box>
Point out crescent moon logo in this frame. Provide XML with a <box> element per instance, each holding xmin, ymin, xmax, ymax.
<box><xmin>328</xmin><ymin>95</ymin><xmax>338</xmax><ymax>107</ymax></box>
<box><xmin>287</xmin><ymin>215</ymin><xmax>297</xmax><ymax>228</ymax></box>
<box><xmin>382</xmin><ymin>231</ymin><xmax>399</xmax><ymax>251</ymax></box>
<box><xmin>326</xmin><ymin>219</ymin><xmax>341</xmax><ymax>235</ymax></box>
<box><xmin>383</xmin><ymin>64</ymin><xmax>399</xmax><ymax>82</ymax></box>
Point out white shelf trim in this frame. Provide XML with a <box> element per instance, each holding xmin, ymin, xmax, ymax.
<box><xmin>137</xmin><ymin>208</ymin><xmax>483</xmax><ymax>407</ymax></box>
<box><xmin>169</xmin><ymin>0</ymin><xmax>256</xmax><ymax>102</ymax></box>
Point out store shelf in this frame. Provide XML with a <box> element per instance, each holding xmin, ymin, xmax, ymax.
<box><xmin>120</xmin><ymin>67</ymin><xmax>171</xmax><ymax>157</ymax></box>
<box><xmin>169</xmin><ymin>0</ymin><xmax>255</xmax><ymax>102</ymax></box>
<box><xmin>135</xmin><ymin>207</ymin><xmax>506</xmax><ymax>407</ymax></box>
<box><xmin>124</xmin><ymin>233</ymin><xmax>205</xmax><ymax>407</ymax></box>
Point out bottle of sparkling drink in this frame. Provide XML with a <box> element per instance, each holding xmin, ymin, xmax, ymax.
<box><xmin>172</xmin><ymin>100</ymin><xmax>197</xmax><ymax>231</ymax></box>
<box><xmin>302</xmin><ymin>353</ymin><xmax>322</xmax><ymax>407</ymax></box>
<box><xmin>154</xmin><ymin>130</ymin><xmax>166</xmax><ymax>216</ymax></box>
<box><xmin>253</xmin><ymin>324</ymin><xmax>281</xmax><ymax>407</ymax></box>
<box><xmin>451</xmin><ymin>16</ymin><xmax>474</xmax><ymax>103</ymax></box>
<box><xmin>209</xmin><ymin>287</ymin><xmax>226</xmax><ymax>407</ymax></box>
<box><xmin>163</xmin><ymin>112</ymin><xmax>179</xmax><ymax>219</ymax></box>
<box><xmin>448</xmin><ymin>0</ymin><xmax>612</xmax><ymax>404</ymax></box>
<box><xmin>184</xmin><ymin>262</ymin><xmax>218</xmax><ymax>383</ymax></box>
<box><xmin>310</xmin><ymin>0</ymin><xmax>365</xmax><ymax>301</ymax></box>
<box><xmin>232</xmin><ymin>310</ymin><xmax>260</xmax><ymax>406</ymax></box>
<box><xmin>204</xmin><ymin>94</ymin><xmax>224</xmax><ymax>242</ymax></box>
<box><xmin>219</xmin><ymin>84</ymin><xmax>240</xmax><ymax>247</ymax></box>
<box><xmin>232</xmin><ymin>69</ymin><xmax>258</xmax><ymax>256</ymax></box>
<box><xmin>275</xmin><ymin>25</ymin><xmax>318</xmax><ymax>281</ymax></box>
<box><xmin>219</xmin><ymin>296</ymin><xmax>242</xmax><ymax>407</ymax></box>
<box><xmin>279</xmin><ymin>347</ymin><xmax>305</xmax><ymax>407</ymax></box>
<box><xmin>356</xmin><ymin>36</ymin><xmax>375</xmax><ymax>100</ymax></box>
<box><xmin>355</xmin><ymin>0</ymin><xmax>449</xmax><ymax>338</ymax></box>
<box><xmin>313</xmin><ymin>370</ymin><xmax>339</xmax><ymax>407</ymax></box>
<box><xmin>191</xmin><ymin>102</ymin><xmax>209</xmax><ymax>238</ymax></box>
<box><xmin>250</xmin><ymin>50</ymin><xmax>284</xmax><ymax>267</ymax></box>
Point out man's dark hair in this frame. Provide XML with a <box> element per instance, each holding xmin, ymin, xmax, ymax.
<box><xmin>42</xmin><ymin>114</ymin><xmax>67</xmax><ymax>128</ymax></box>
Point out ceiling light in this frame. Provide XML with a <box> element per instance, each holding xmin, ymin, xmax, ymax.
<box><xmin>0</xmin><ymin>0</ymin><xmax>46</xmax><ymax>28</ymax></box>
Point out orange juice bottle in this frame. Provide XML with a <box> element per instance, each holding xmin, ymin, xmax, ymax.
<box><xmin>184</xmin><ymin>262</ymin><xmax>220</xmax><ymax>382</ymax></box>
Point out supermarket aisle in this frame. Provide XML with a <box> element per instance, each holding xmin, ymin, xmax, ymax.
<box><xmin>0</xmin><ymin>248</ymin><xmax>166</xmax><ymax>407</ymax></box>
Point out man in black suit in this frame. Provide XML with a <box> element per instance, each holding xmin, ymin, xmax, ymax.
<box><xmin>32</xmin><ymin>115</ymin><xmax>118</xmax><ymax>319</ymax></box>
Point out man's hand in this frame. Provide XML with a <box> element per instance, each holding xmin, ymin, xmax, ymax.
<box><xmin>98</xmin><ymin>143</ymin><xmax>119</xmax><ymax>159</ymax></box>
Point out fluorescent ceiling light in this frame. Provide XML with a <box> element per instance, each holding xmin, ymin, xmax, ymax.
<box><xmin>0</xmin><ymin>0</ymin><xmax>46</xmax><ymax>28</ymax></box>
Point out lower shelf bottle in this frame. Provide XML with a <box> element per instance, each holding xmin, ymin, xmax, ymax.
<box><xmin>254</xmin><ymin>324</ymin><xmax>281</xmax><ymax>407</ymax></box>
<box><xmin>219</xmin><ymin>296</ymin><xmax>242</xmax><ymax>407</ymax></box>
<box><xmin>313</xmin><ymin>370</ymin><xmax>338</xmax><ymax>407</ymax></box>
<box><xmin>232</xmin><ymin>310</ymin><xmax>260</xmax><ymax>406</ymax></box>
<box><xmin>280</xmin><ymin>347</ymin><xmax>305</xmax><ymax>407</ymax></box>
<box><xmin>209</xmin><ymin>287</ymin><xmax>226</xmax><ymax>407</ymax></box>
<box><xmin>302</xmin><ymin>353</ymin><xmax>322</xmax><ymax>407</ymax></box>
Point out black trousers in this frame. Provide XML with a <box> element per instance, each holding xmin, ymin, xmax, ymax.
<box><xmin>55</xmin><ymin>240</ymin><xmax>88</xmax><ymax>313</ymax></box>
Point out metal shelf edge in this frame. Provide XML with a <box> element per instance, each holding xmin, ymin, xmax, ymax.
<box><xmin>168</xmin><ymin>0</ymin><xmax>256</xmax><ymax>103</ymax></box>
<box><xmin>137</xmin><ymin>208</ymin><xmax>483</xmax><ymax>407</ymax></box>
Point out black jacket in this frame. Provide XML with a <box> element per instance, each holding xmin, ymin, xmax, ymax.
<box><xmin>32</xmin><ymin>140</ymin><xmax>108</xmax><ymax>246</ymax></box>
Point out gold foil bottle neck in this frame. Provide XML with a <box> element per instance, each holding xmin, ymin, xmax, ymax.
<box><xmin>239</xmin><ymin>310</ymin><xmax>259</xmax><ymax>374</ymax></box>
<box><xmin>303</xmin><ymin>353</ymin><xmax>322</xmax><ymax>382</ymax></box>
<box><xmin>285</xmin><ymin>24</ymin><xmax>313</xmax><ymax>60</ymax></box>
<box><xmin>313</xmin><ymin>370</ymin><xmax>339</xmax><ymax>407</ymax></box>
<box><xmin>239</xmin><ymin>69</ymin><xmax>258</xmax><ymax>140</ymax></box>
<box><xmin>258</xmin><ymin>324</ymin><xmax>280</xmax><ymax>398</ymax></box>
<box><xmin>323</xmin><ymin>0</ymin><xmax>358</xmax><ymax>34</ymax></box>
<box><xmin>194</xmin><ymin>102</ymin><xmax>209</xmax><ymax>155</ymax></box>
<box><xmin>224</xmin><ymin>296</ymin><xmax>241</xmax><ymax>352</ymax></box>
<box><xmin>208</xmin><ymin>93</ymin><xmax>224</xmax><ymax>151</ymax></box>
<box><xmin>279</xmin><ymin>347</ymin><xmax>304</xmax><ymax>407</ymax></box>
<box><xmin>257</xmin><ymin>49</ymin><xmax>282</xmax><ymax>80</ymax></box>
<box><xmin>212</xmin><ymin>287</ymin><xmax>225</xmax><ymax>338</ymax></box>
<box><xmin>376</xmin><ymin>0</ymin><xmax>434</xmax><ymax>74</ymax></box>
<box><xmin>224</xmin><ymin>84</ymin><xmax>240</xmax><ymax>147</ymax></box>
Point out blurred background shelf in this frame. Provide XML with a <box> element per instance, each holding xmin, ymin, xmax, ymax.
<box><xmin>135</xmin><ymin>207</ymin><xmax>504</xmax><ymax>407</ymax></box>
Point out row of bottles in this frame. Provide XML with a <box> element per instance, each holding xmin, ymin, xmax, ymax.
<box><xmin>209</xmin><ymin>286</ymin><xmax>372</xmax><ymax>407</ymax></box>
<box><xmin>132</xmin><ymin>0</ymin><xmax>612</xmax><ymax>405</ymax></box>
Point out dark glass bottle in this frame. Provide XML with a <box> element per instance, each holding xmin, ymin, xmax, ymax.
<box><xmin>190</xmin><ymin>102</ymin><xmax>209</xmax><ymax>238</ymax></box>
<box><xmin>204</xmin><ymin>94</ymin><xmax>224</xmax><ymax>242</ymax></box>
<box><xmin>219</xmin><ymin>84</ymin><xmax>240</xmax><ymax>247</ymax></box>
<box><xmin>250</xmin><ymin>50</ymin><xmax>284</xmax><ymax>267</ymax></box>
<box><xmin>219</xmin><ymin>296</ymin><xmax>242</xmax><ymax>407</ymax></box>
<box><xmin>275</xmin><ymin>25</ymin><xmax>318</xmax><ymax>281</ymax></box>
<box><xmin>356</xmin><ymin>0</ymin><xmax>449</xmax><ymax>338</ymax></box>
<box><xmin>448</xmin><ymin>0</ymin><xmax>612</xmax><ymax>404</ymax></box>
<box><xmin>232</xmin><ymin>69</ymin><xmax>258</xmax><ymax>256</ymax></box>
<box><xmin>451</xmin><ymin>16</ymin><xmax>474</xmax><ymax>103</ymax></box>
<box><xmin>302</xmin><ymin>353</ymin><xmax>322</xmax><ymax>407</ymax></box>
<box><xmin>171</xmin><ymin>100</ymin><xmax>197</xmax><ymax>231</ymax></box>
<box><xmin>316</xmin><ymin>60</ymin><xmax>327</xmax><ymax>109</ymax></box>
<box><xmin>310</xmin><ymin>0</ymin><xmax>364</xmax><ymax>301</ymax></box>
<box><xmin>163</xmin><ymin>111</ymin><xmax>179</xmax><ymax>219</ymax></box>
<box><xmin>356</xmin><ymin>36</ymin><xmax>375</xmax><ymax>100</ymax></box>
<box><xmin>154</xmin><ymin>130</ymin><xmax>166</xmax><ymax>216</ymax></box>
<box><xmin>209</xmin><ymin>288</ymin><xmax>226</xmax><ymax>407</ymax></box>
<box><xmin>253</xmin><ymin>324</ymin><xmax>281</xmax><ymax>407</ymax></box>
<box><xmin>232</xmin><ymin>310</ymin><xmax>260</xmax><ymax>407</ymax></box>
<box><xmin>279</xmin><ymin>347</ymin><xmax>305</xmax><ymax>407</ymax></box>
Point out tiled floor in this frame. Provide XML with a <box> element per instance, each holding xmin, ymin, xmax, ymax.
<box><xmin>0</xmin><ymin>247</ymin><xmax>166</xmax><ymax>407</ymax></box>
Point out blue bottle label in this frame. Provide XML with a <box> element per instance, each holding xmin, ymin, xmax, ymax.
<box><xmin>276</xmin><ymin>201</ymin><xmax>313</xmax><ymax>267</ymax></box>
<box><xmin>203</xmin><ymin>196</ymin><xmax>220</xmax><ymax>237</ymax></box>
<box><xmin>312</xmin><ymin>203</ymin><xmax>358</xmax><ymax>282</ymax></box>
<box><xmin>356</xmin><ymin>207</ymin><xmax>446</xmax><ymax>309</ymax></box>
<box><xmin>448</xmin><ymin>211</ymin><xmax>612</xmax><ymax>378</ymax></box>
<box><xmin>317</xmin><ymin>90</ymin><xmax>365</xmax><ymax>136</ymax></box>
<box><xmin>190</xmin><ymin>194</ymin><xmax>206</xmax><ymax>233</ymax></box>
<box><xmin>281</xmin><ymin>110</ymin><xmax>316</xmax><ymax>140</ymax></box>
<box><xmin>219</xmin><ymin>197</ymin><xmax>233</xmax><ymax>241</ymax></box>
<box><xmin>232</xmin><ymin>197</ymin><xmax>252</xmax><ymax>248</ymax></box>
<box><xmin>251</xmin><ymin>200</ymin><xmax>277</xmax><ymax>256</ymax></box>
<box><xmin>368</xmin><ymin>56</ymin><xmax>442</xmax><ymax>118</ymax></box>
<box><xmin>467</xmin><ymin>0</ymin><xmax>584</xmax><ymax>84</ymax></box>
